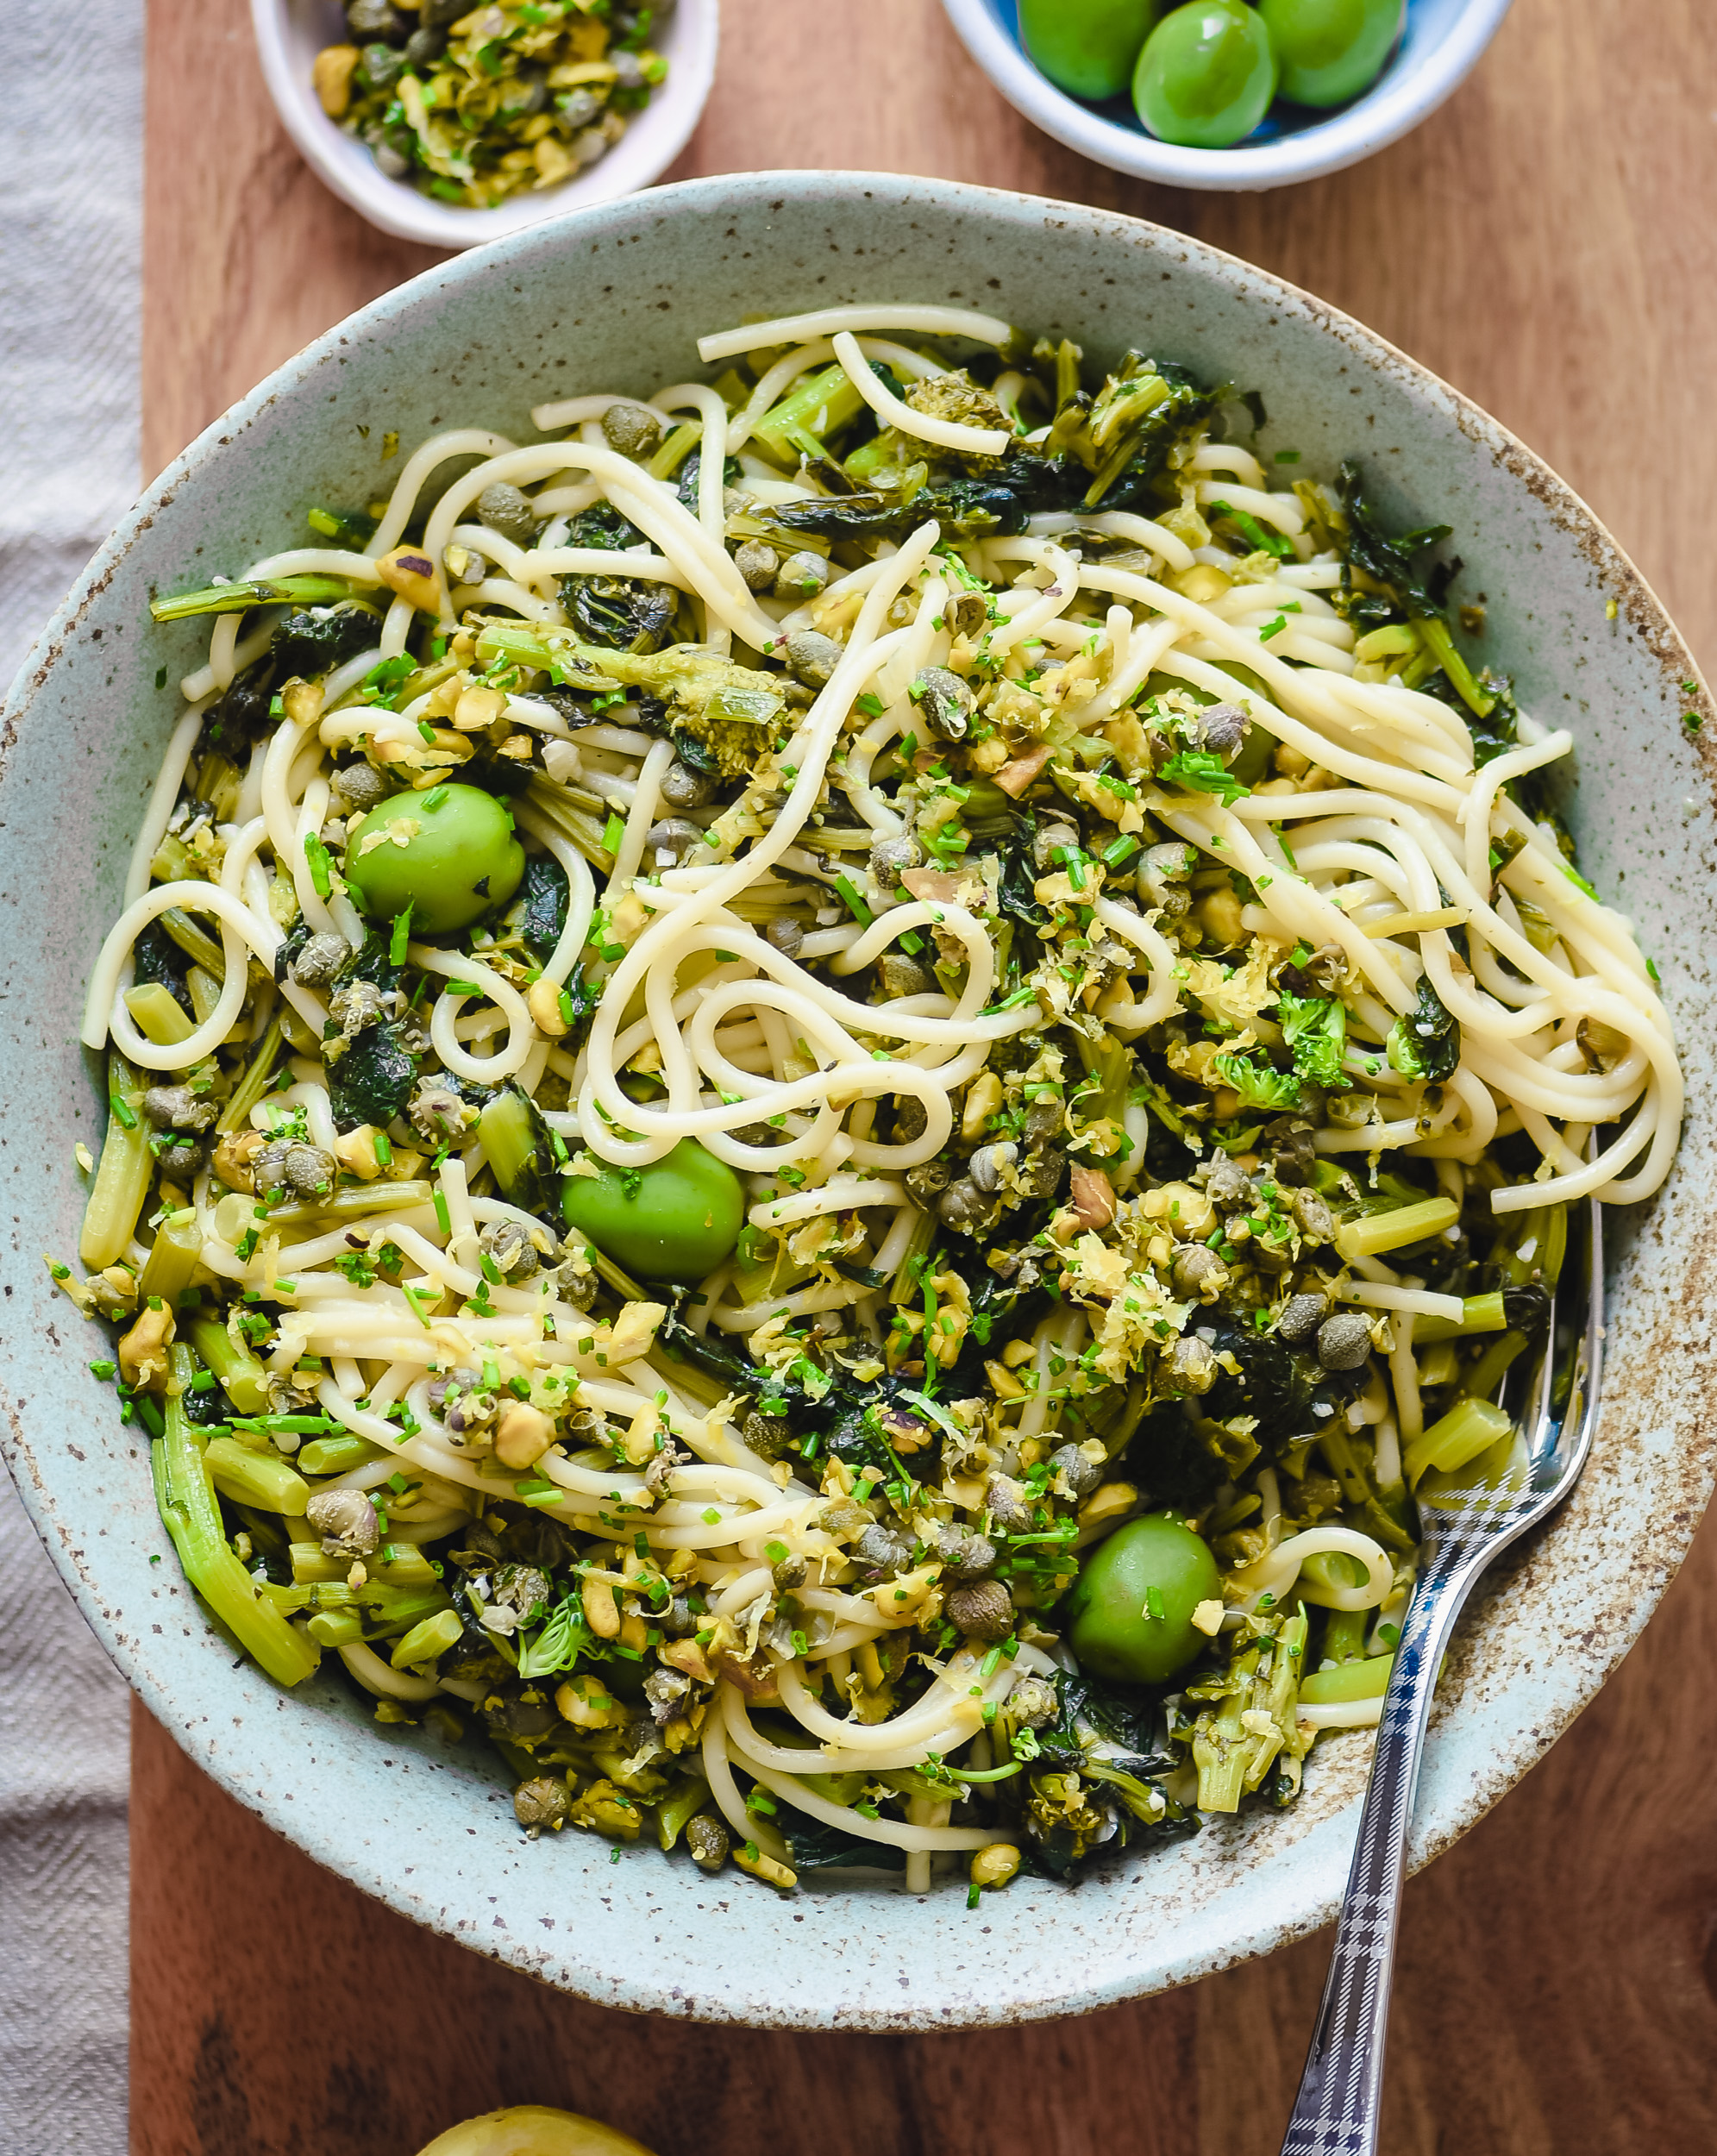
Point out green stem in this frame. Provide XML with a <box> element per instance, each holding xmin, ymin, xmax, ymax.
<box><xmin>1402</xmin><ymin>1395</ymin><xmax>1512</xmax><ymax>1485</ymax></box>
<box><xmin>185</xmin><ymin>1315</ymin><xmax>271</xmax><ymax>1413</ymax></box>
<box><xmin>153</xmin><ymin>1346</ymin><xmax>320</xmax><ymax>1688</ymax></box>
<box><xmin>204</xmin><ymin>1437</ymin><xmax>311</xmax><ymax>1514</ymax></box>
<box><xmin>216</xmin><ymin>1018</ymin><xmax>286</xmax><ymax>1133</ymax></box>
<box><xmin>149</xmin><ymin>573</ymin><xmax>352</xmax><ymax>622</ymax></box>
<box><xmin>295</xmin><ymin>1434</ymin><xmax>380</xmax><ymax>1476</ymax></box>
<box><xmin>391</xmin><ymin>1608</ymin><xmax>464</xmax><ymax>1668</ymax></box>
<box><xmin>646</xmin><ymin>420</ymin><xmax>702</xmax><ymax>481</ymax></box>
<box><xmin>1300</xmin><ymin>1651</ymin><xmax>1394</xmax><ymax>1705</ymax></box>
<box><xmin>1415</xmin><ymin>615</ymin><xmax>1495</xmax><ymax>718</ymax></box>
<box><xmin>749</xmin><ymin>364</ymin><xmax>868</xmax><ymax>463</ymax></box>
<box><xmin>1319</xmin><ymin>1605</ymin><xmax>1370</xmax><ymax>1667</ymax></box>
<box><xmin>159</xmin><ymin>907</ymin><xmax>228</xmax><ymax>979</ymax></box>
<box><xmin>137</xmin><ymin>1211</ymin><xmax>202</xmax><ymax>1306</ymax></box>
<box><xmin>80</xmin><ymin>1052</ymin><xmax>154</xmax><ymax>1269</ymax></box>
<box><xmin>1412</xmin><ymin>1289</ymin><xmax>1508</xmax><ymax>1343</ymax></box>
<box><xmin>655</xmin><ymin>1774</ymin><xmax>713</xmax><ymax>1852</ymax></box>
<box><xmin>1335</xmin><ymin>1194</ymin><xmax>1459</xmax><ymax>1261</ymax></box>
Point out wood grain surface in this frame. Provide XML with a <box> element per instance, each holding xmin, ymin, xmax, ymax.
<box><xmin>134</xmin><ymin>3</ymin><xmax>1717</xmax><ymax>2150</ymax></box>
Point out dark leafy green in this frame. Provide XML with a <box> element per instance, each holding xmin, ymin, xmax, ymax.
<box><xmin>564</xmin><ymin>502</ymin><xmax>649</xmax><ymax>553</ymax></box>
<box><xmin>780</xmin><ymin>1804</ymin><xmax>907</xmax><ymax>1873</ymax></box>
<box><xmin>272</xmin><ymin>601</ymin><xmax>385</xmax><ymax>680</ymax></box>
<box><xmin>559</xmin><ymin>573</ymin><xmax>679</xmax><ymax>655</ymax></box>
<box><xmin>327</xmin><ymin>1023</ymin><xmax>418</xmax><ymax>1132</ymax></box>
<box><xmin>479</xmin><ymin>1083</ymin><xmax>558</xmax><ymax>1219</ymax></box>
<box><xmin>1034</xmin><ymin>1670</ymin><xmax>1175</xmax><ymax>1773</ymax></box>
<box><xmin>133</xmin><ymin>920</ymin><xmax>193</xmax><ymax>1014</ymax></box>
<box><xmin>1337</xmin><ymin>460</ymin><xmax>1449</xmax><ymax>619</ymax></box>
<box><xmin>995</xmin><ymin>833</ymin><xmax>1050</xmax><ymax>930</ymax></box>
<box><xmin>324</xmin><ymin>931</ymin><xmax>418</xmax><ymax>1131</ymax></box>
<box><xmin>1388</xmin><ymin>975</ymin><xmax>1461</xmax><ymax>1083</ymax></box>
<box><xmin>511</xmin><ymin>851</ymin><xmax>570</xmax><ymax>965</ymax></box>
<box><xmin>206</xmin><ymin>657</ymin><xmax>278</xmax><ymax>755</ymax></box>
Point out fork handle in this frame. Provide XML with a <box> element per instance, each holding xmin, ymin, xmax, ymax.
<box><xmin>1279</xmin><ymin>1538</ymin><xmax>1492</xmax><ymax>2156</ymax></box>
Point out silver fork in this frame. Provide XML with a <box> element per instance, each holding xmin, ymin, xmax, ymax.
<box><xmin>1280</xmin><ymin>1192</ymin><xmax>1604</xmax><ymax>2156</ymax></box>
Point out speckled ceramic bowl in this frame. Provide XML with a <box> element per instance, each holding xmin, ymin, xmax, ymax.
<box><xmin>3</xmin><ymin>172</ymin><xmax>1712</xmax><ymax>2031</ymax></box>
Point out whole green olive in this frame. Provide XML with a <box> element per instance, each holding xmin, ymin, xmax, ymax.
<box><xmin>1020</xmin><ymin>0</ymin><xmax>1161</xmax><ymax>103</ymax></box>
<box><xmin>1133</xmin><ymin>0</ymin><xmax>1277</xmax><ymax>149</ymax></box>
<box><xmin>342</xmin><ymin>783</ymin><xmax>524</xmax><ymax>936</ymax></box>
<box><xmin>1257</xmin><ymin>0</ymin><xmax>1402</xmax><ymax>107</ymax></box>
<box><xmin>1065</xmin><ymin>1512</ymin><xmax>1221</xmax><ymax>1683</ymax></box>
<box><xmin>562</xmin><ymin>1139</ymin><xmax>746</xmax><ymax>1283</ymax></box>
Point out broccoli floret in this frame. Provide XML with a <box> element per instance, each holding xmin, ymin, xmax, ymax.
<box><xmin>1181</xmin><ymin>1606</ymin><xmax>1312</xmax><ymax>1812</ymax></box>
<box><xmin>567</xmin><ymin>642</ymin><xmax>786</xmax><ymax>780</ymax></box>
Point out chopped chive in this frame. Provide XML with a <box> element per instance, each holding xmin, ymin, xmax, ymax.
<box><xmin>109</xmin><ymin>1094</ymin><xmax>138</xmax><ymax>1130</ymax></box>
<box><xmin>303</xmin><ymin>832</ymin><xmax>333</xmax><ymax>899</ymax></box>
<box><xmin>417</xmin><ymin>719</ymin><xmax>438</xmax><ymax>745</ymax></box>
<box><xmin>833</xmin><ymin>874</ymin><xmax>874</xmax><ymax>928</ymax></box>
<box><xmin>388</xmin><ymin>904</ymin><xmax>413</xmax><ymax>962</ymax></box>
<box><xmin>602</xmin><ymin>812</ymin><xmax>626</xmax><ymax>854</ymax></box>
<box><xmin>373</xmin><ymin>1131</ymin><xmax>393</xmax><ymax>1166</ymax></box>
<box><xmin>433</xmin><ymin>1188</ymin><xmax>451</xmax><ymax>1237</ymax></box>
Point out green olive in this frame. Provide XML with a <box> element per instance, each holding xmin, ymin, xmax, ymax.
<box><xmin>1020</xmin><ymin>0</ymin><xmax>1162</xmax><ymax>103</ymax></box>
<box><xmin>342</xmin><ymin>783</ymin><xmax>524</xmax><ymax>936</ymax></box>
<box><xmin>562</xmin><ymin>1139</ymin><xmax>746</xmax><ymax>1284</ymax></box>
<box><xmin>1065</xmin><ymin>1512</ymin><xmax>1221</xmax><ymax>1683</ymax></box>
<box><xmin>1257</xmin><ymin>0</ymin><xmax>1402</xmax><ymax>107</ymax></box>
<box><xmin>1133</xmin><ymin>0</ymin><xmax>1277</xmax><ymax>149</ymax></box>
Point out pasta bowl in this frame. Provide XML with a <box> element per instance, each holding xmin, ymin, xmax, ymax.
<box><xmin>3</xmin><ymin>170</ymin><xmax>1714</xmax><ymax>2030</ymax></box>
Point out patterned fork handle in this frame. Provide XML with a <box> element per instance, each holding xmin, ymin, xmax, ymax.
<box><xmin>1279</xmin><ymin>1509</ymin><xmax>1519</xmax><ymax>2156</ymax></box>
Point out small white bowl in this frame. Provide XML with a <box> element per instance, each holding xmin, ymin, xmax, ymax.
<box><xmin>252</xmin><ymin>0</ymin><xmax>719</xmax><ymax>248</ymax></box>
<box><xmin>940</xmin><ymin>0</ymin><xmax>1512</xmax><ymax>191</ymax></box>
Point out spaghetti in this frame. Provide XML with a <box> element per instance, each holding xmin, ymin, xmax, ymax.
<box><xmin>54</xmin><ymin>301</ymin><xmax>1679</xmax><ymax>1899</ymax></box>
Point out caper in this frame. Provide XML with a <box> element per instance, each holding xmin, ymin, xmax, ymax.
<box><xmin>475</xmin><ymin>481</ymin><xmax>537</xmax><ymax>549</ymax></box>
<box><xmin>774</xmin><ymin>553</ymin><xmax>830</xmax><ymax>603</ymax></box>
<box><xmin>600</xmin><ymin>400</ymin><xmax>664</xmax><ymax>460</ymax></box>
<box><xmin>782</xmin><ymin>630</ymin><xmax>843</xmax><ymax>689</ymax></box>
<box><xmin>732</xmin><ymin>539</ymin><xmax>781</xmax><ymax>592</ymax></box>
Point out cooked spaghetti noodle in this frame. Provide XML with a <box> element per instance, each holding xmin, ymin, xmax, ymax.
<box><xmin>54</xmin><ymin>301</ymin><xmax>1680</xmax><ymax>1896</ymax></box>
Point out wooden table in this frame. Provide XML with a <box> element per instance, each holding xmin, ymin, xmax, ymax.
<box><xmin>135</xmin><ymin>4</ymin><xmax>1717</xmax><ymax>2149</ymax></box>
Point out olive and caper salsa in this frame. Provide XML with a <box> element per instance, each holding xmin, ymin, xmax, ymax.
<box><xmin>312</xmin><ymin>0</ymin><xmax>669</xmax><ymax>210</ymax></box>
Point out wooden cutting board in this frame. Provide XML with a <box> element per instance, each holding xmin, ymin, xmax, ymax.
<box><xmin>134</xmin><ymin>3</ymin><xmax>1717</xmax><ymax>2149</ymax></box>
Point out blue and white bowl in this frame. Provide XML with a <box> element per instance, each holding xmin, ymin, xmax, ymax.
<box><xmin>941</xmin><ymin>0</ymin><xmax>1513</xmax><ymax>191</ymax></box>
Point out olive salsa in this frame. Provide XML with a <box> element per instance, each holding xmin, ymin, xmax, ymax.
<box><xmin>58</xmin><ymin>299</ymin><xmax>1678</xmax><ymax>1900</ymax></box>
<box><xmin>311</xmin><ymin>0</ymin><xmax>670</xmax><ymax>210</ymax></box>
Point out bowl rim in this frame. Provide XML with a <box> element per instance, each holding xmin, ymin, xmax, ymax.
<box><xmin>938</xmin><ymin>0</ymin><xmax>1515</xmax><ymax>191</ymax></box>
<box><xmin>3</xmin><ymin>167</ymin><xmax>1711</xmax><ymax>2028</ymax></box>
<box><xmin>249</xmin><ymin>0</ymin><xmax>721</xmax><ymax>248</ymax></box>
